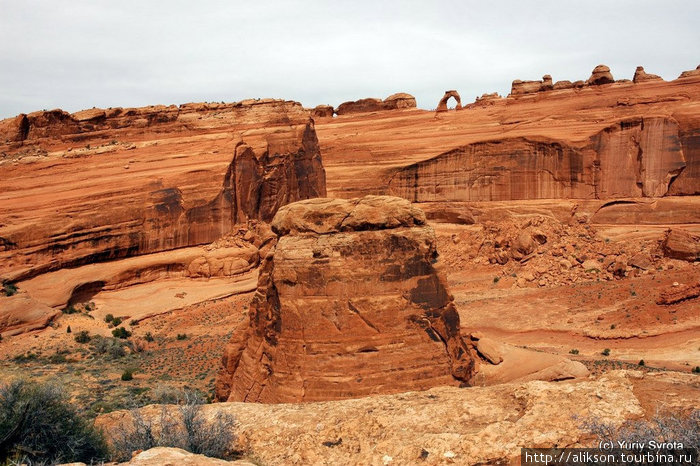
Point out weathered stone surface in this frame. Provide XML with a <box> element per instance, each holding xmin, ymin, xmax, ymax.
<box><xmin>633</xmin><ymin>66</ymin><xmax>663</xmax><ymax>84</ymax></box>
<box><xmin>587</xmin><ymin>64</ymin><xmax>614</xmax><ymax>85</ymax></box>
<box><xmin>100</xmin><ymin>370</ymin><xmax>687</xmax><ymax>466</ymax></box>
<box><xmin>0</xmin><ymin>119</ymin><xmax>325</xmax><ymax>281</ymax></box>
<box><xmin>216</xmin><ymin>196</ymin><xmax>477</xmax><ymax>403</ymax></box>
<box><xmin>662</xmin><ymin>229</ymin><xmax>700</xmax><ymax>261</ymax></box>
<box><xmin>310</xmin><ymin>104</ymin><xmax>334</xmax><ymax>119</ymax></box>
<box><xmin>510</xmin><ymin>75</ymin><xmax>554</xmax><ymax>96</ymax></box>
<box><xmin>388</xmin><ymin>116</ymin><xmax>687</xmax><ymax>202</ymax></box>
<box><xmin>436</xmin><ymin>90</ymin><xmax>462</xmax><ymax>112</ymax></box>
<box><xmin>678</xmin><ymin>65</ymin><xmax>700</xmax><ymax>79</ymax></box>
<box><xmin>334</xmin><ymin>93</ymin><xmax>416</xmax><ymax>115</ymax></box>
<box><xmin>656</xmin><ymin>282</ymin><xmax>700</xmax><ymax>305</ymax></box>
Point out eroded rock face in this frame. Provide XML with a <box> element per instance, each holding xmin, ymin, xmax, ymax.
<box><xmin>662</xmin><ymin>229</ymin><xmax>700</xmax><ymax>261</ymax></box>
<box><xmin>588</xmin><ymin>64</ymin><xmax>615</xmax><ymax>85</ymax></box>
<box><xmin>388</xmin><ymin>116</ymin><xmax>689</xmax><ymax>202</ymax></box>
<box><xmin>0</xmin><ymin>120</ymin><xmax>326</xmax><ymax>281</ymax></box>
<box><xmin>216</xmin><ymin>195</ymin><xmax>477</xmax><ymax>403</ymax></box>
<box><xmin>335</xmin><ymin>93</ymin><xmax>416</xmax><ymax>115</ymax></box>
<box><xmin>510</xmin><ymin>75</ymin><xmax>554</xmax><ymax>96</ymax></box>
<box><xmin>633</xmin><ymin>66</ymin><xmax>663</xmax><ymax>84</ymax></box>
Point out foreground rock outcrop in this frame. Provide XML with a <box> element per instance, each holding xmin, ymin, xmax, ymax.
<box><xmin>101</xmin><ymin>370</ymin><xmax>698</xmax><ymax>465</ymax></box>
<box><xmin>216</xmin><ymin>196</ymin><xmax>477</xmax><ymax>402</ymax></box>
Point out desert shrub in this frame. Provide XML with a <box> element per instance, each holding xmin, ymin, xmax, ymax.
<box><xmin>48</xmin><ymin>352</ymin><xmax>68</xmax><ymax>364</ymax></box>
<box><xmin>2</xmin><ymin>280</ymin><xmax>18</xmax><ymax>296</ymax></box>
<box><xmin>112</xmin><ymin>327</ymin><xmax>132</xmax><ymax>339</ymax></box>
<box><xmin>693</xmin><ymin>366</ymin><xmax>700</xmax><ymax>374</ymax></box>
<box><xmin>104</xmin><ymin>314</ymin><xmax>114</xmax><ymax>323</ymax></box>
<box><xmin>12</xmin><ymin>352</ymin><xmax>37</xmax><ymax>363</ymax></box>
<box><xmin>144</xmin><ymin>332</ymin><xmax>155</xmax><ymax>342</ymax></box>
<box><xmin>0</xmin><ymin>379</ymin><xmax>108</xmax><ymax>464</ymax></box>
<box><xmin>493</xmin><ymin>276</ymin><xmax>500</xmax><ymax>283</ymax></box>
<box><xmin>75</xmin><ymin>330</ymin><xmax>91</xmax><ymax>343</ymax></box>
<box><xmin>601</xmin><ymin>348</ymin><xmax>611</xmax><ymax>356</ymax></box>
<box><xmin>66</xmin><ymin>325</ymin><xmax>72</xmax><ymax>333</ymax></box>
<box><xmin>581</xmin><ymin>410</ymin><xmax>699</xmax><ymax>460</ymax></box>
<box><xmin>121</xmin><ymin>369</ymin><xmax>134</xmax><ymax>381</ymax></box>
<box><xmin>90</xmin><ymin>335</ymin><xmax>127</xmax><ymax>359</ymax></box>
<box><xmin>130</xmin><ymin>319</ymin><xmax>139</xmax><ymax>326</ymax></box>
<box><xmin>63</xmin><ymin>304</ymin><xmax>79</xmax><ymax>314</ymax></box>
<box><xmin>112</xmin><ymin>317</ymin><xmax>123</xmax><ymax>327</ymax></box>
<box><xmin>110</xmin><ymin>391</ymin><xmax>237</xmax><ymax>461</ymax></box>
<box><xmin>638</xmin><ymin>360</ymin><xmax>645</xmax><ymax>366</ymax></box>
<box><xmin>176</xmin><ymin>333</ymin><xmax>187</xmax><ymax>340</ymax></box>
<box><xmin>569</xmin><ymin>349</ymin><xmax>579</xmax><ymax>355</ymax></box>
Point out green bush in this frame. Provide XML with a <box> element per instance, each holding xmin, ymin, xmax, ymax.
<box><xmin>2</xmin><ymin>281</ymin><xmax>18</xmax><ymax>296</ymax></box>
<box><xmin>144</xmin><ymin>332</ymin><xmax>155</xmax><ymax>342</ymax></box>
<box><xmin>0</xmin><ymin>379</ymin><xmax>108</xmax><ymax>464</ymax></box>
<box><xmin>638</xmin><ymin>360</ymin><xmax>645</xmax><ymax>366</ymax></box>
<box><xmin>75</xmin><ymin>330</ymin><xmax>91</xmax><ymax>344</ymax></box>
<box><xmin>104</xmin><ymin>314</ymin><xmax>114</xmax><ymax>323</ymax></box>
<box><xmin>121</xmin><ymin>369</ymin><xmax>134</xmax><ymax>381</ymax></box>
<box><xmin>569</xmin><ymin>349</ymin><xmax>579</xmax><ymax>355</ymax></box>
<box><xmin>601</xmin><ymin>348</ymin><xmax>611</xmax><ymax>357</ymax></box>
<box><xmin>67</xmin><ymin>325</ymin><xmax>72</xmax><ymax>334</ymax></box>
<box><xmin>176</xmin><ymin>333</ymin><xmax>187</xmax><ymax>340</ymax></box>
<box><xmin>90</xmin><ymin>336</ymin><xmax>128</xmax><ymax>359</ymax></box>
<box><xmin>112</xmin><ymin>327</ymin><xmax>132</xmax><ymax>339</ymax></box>
<box><xmin>693</xmin><ymin>366</ymin><xmax>700</xmax><ymax>374</ymax></box>
<box><xmin>112</xmin><ymin>317</ymin><xmax>123</xmax><ymax>327</ymax></box>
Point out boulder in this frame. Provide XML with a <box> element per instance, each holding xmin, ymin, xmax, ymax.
<box><xmin>662</xmin><ymin>229</ymin><xmax>700</xmax><ymax>261</ymax></box>
<box><xmin>587</xmin><ymin>65</ymin><xmax>614</xmax><ymax>85</ymax></box>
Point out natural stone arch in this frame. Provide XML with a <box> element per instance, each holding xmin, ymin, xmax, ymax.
<box><xmin>436</xmin><ymin>90</ymin><xmax>462</xmax><ymax>112</ymax></box>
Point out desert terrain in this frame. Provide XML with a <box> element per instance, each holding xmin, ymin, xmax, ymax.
<box><xmin>1</xmin><ymin>64</ymin><xmax>699</xmax><ymax>464</ymax></box>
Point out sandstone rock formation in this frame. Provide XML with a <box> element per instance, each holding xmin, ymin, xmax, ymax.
<box><xmin>510</xmin><ymin>75</ymin><xmax>554</xmax><ymax>96</ymax></box>
<box><xmin>0</xmin><ymin>119</ymin><xmax>326</xmax><ymax>281</ymax></box>
<box><xmin>435</xmin><ymin>90</ymin><xmax>462</xmax><ymax>112</ymax></box>
<box><xmin>662</xmin><ymin>229</ymin><xmax>700</xmax><ymax>261</ymax></box>
<box><xmin>388</xmin><ymin>116</ymin><xmax>688</xmax><ymax>202</ymax></box>
<box><xmin>334</xmin><ymin>93</ymin><xmax>416</xmax><ymax>116</ymax></box>
<box><xmin>678</xmin><ymin>65</ymin><xmax>700</xmax><ymax>79</ymax></box>
<box><xmin>101</xmin><ymin>370</ymin><xmax>697</xmax><ymax>465</ymax></box>
<box><xmin>216</xmin><ymin>196</ymin><xmax>588</xmax><ymax>402</ymax></box>
<box><xmin>309</xmin><ymin>104</ymin><xmax>334</xmax><ymax>119</ymax></box>
<box><xmin>633</xmin><ymin>66</ymin><xmax>663</xmax><ymax>83</ymax></box>
<box><xmin>216</xmin><ymin>195</ymin><xmax>477</xmax><ymax>402</ymax></box>
<box><xmin>587</xmin><ymin>64</ymin><xmax>615</xmax><ymax>85</ymax></box>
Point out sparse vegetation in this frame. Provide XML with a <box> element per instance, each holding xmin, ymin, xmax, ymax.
<box><xmin>121</xmin><ymin>369</ymin><xmax>134</xmax><ymax>381</ymax></box>
<box><xmin>90</xmin><ymin>335</ymin><xmax>129</xmax><ymax>359</ymax></box>
<box><xmin>0</xmin><ymin>379</ymin><xmax>108</xmax><ymax>464</ymax></box>
<box><xmin>601</xmin><ymin>348</ymin><xmax>611</xmax><ymax>356</ymax></box>
<box><xmin>693</xmin><ymin>366</ymin><xmax>700</xmax><ymax>374</ymax></box>
<box><xmin>75</xmin><ymin>330</ymin><xmax>91</xmax><ymax>343</ymax></box>
<box><xmin>105</xmin><ymin>313</ymin><xmax>115</xmax><ymax>323</ymax></box>
<box><xmin>638</xmin><ymin>360</ymin><xmax>645</xmax><ymax>366</ymax></box>
<box><xmin>110</xmin><ymin>391</ymin><xmax>238</xmax><ymax>461</ymax></box>
<box><xmin>580</xmin><ymin>410</ymin><xmax>699</xmax><ymax>459</ymax></box>
<box><xmin>569</xmin><ymin>349</ymin><xmax>579</xmax><ymax>355</ymax></box>
<box><xmin>176</xmin><ymin>333</ymin><xmax>188</xmax><ymax>340</ymax></box>
<box><xmin>67</xmin><ymin>325</ymin><xmax>72</xmax><ymax>333</ymax></box>
<box><xmin>112</xmin><ymin>327</ymin><xmax>132</xmax><ymax>339</ymax></box>
<box><xmin>2</xmin><ymin>280</ymin><xmax>18</xmax><ymax>296</ymax></box>
<box><xmin>144</xmin><ymin>331</ymin><xmax>155</xmax><ymax>342</ymax></box>
<box><xmin>493</xmin><ymin>276</ymin><xmax>500</xmax><ymax>284</ymax></box>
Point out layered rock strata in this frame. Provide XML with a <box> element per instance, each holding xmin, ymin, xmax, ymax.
<box><xmin>216</xmin><ymin>196</ymin><xmax>477</xmax><ymax>403</ymax></box>
<box><xmin>0</xmin><ymin>120</ymin><xmax>326</xmax><ymax>281</ymax></box>
<box><xmin>388</xmin><ymin>116</ymin><xmax>690</xmax><ymax>202</ymax></box>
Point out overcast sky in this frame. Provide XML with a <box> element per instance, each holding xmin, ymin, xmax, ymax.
<box><xmin>1</xmin><ymin>0</ymin><xmax>698</xmax><ymax>119</ymax></box>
